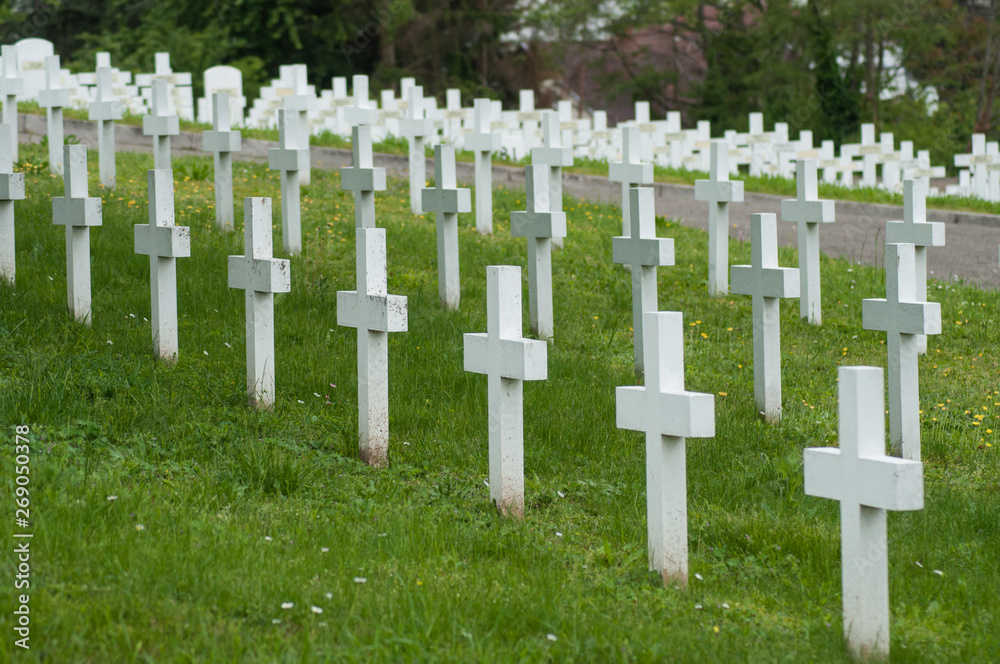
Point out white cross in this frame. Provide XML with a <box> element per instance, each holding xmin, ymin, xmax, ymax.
<box><xmin>510</xmin><ymin>165</ymin><xmax>567</xmax><ymax>339</ymax></box>
<box><xmin>861</xmin><ymin>242</ymin><xmax>941</xmax><ymax>460</ymax></box>
<box><xmin>617</xmin><ymin>311</ymin><xmax>715</xmax><ymax>586</ymax></box>
<box><xmin>885</xmin><ymin>179</ymin><xmax>944</xmax><ymax>355</ymax></box>
<box><xmin>843</xmin><ymin>124</ymin><xmax>883</xmax><ymax>188</ymax></box>
<box><xmin>465</xmin><ymin>98</ymin><xmax>501</xmax><ymax>234</ymax></box>
<box><xmin>268</xmin><ymin>109</ymin><xmax>309</xmax><ymax>255</ymax></box>
<box><xmin>134</xmin><ymin>169</ymin><xmax>191</xmax><ymax>362</ymax></box>
<box><xmin>744</xmin><ymin>113</ymin><xmax>771</xmax><ymax>177</ymax></box>
<box><xmin>421</xmin><ymin>144</ymin><xmax>471</xmax><ymax>310</ymax></box>
<box><xmin>202</xmin><ymin>92</ymin><xmax>242</xmax><ymax>231</ymax></box>
<box><xmin>400</xmin><ymin>86</ymin><xmax>432</xmax><ymax>214</ymax></box>
<box><xmin>228</xmin><ymin>197</ymin><xmax>291</xmax><ymax>409</ymax></box>
<box><xmin>954</xmin><ymin>134</ymin><xmax>993</xmax><ymax>200</ymax></box>
<box><xmin>804</xmin><ymin>365</ymin><xmax>923</xmax><ymax>661</ymax></box>
<box><xmin>695</xmin><ymin>141</ymin><xmax>744</xmax><ymax>295</ymax></box>
<box><xmin>142</xmin><ymin>79</ymin><xmax>179</xmax><ymax>170</ymax></box>
<box><xmin>730</xmin><ymin>213</ymin><xmax>799</xmax><ymax>423</ymax></box>
<box><xmin>780</xmin><ymin>159</ymin><xmax>835</xmax><ymax>324</ymax></box>
<box><xmin>0</xmin><ymin>123</ymin><xmax>25</xmax><ymax>284</ymax></box>
<box><xmin>464</xmin><ymin>265</ymin><xmax>548</xmax><ymax>518</ymax></box>
<box><xmin>531</xmin><ymin>111</ymin><xmax>573</xmax><ymax>249</ymax></box>
<box><xmin>609</xmin><ymin>125</ymin><xmax>653</xmax><ymax>237</ymax></box>
<box><xmin>341</xmin><ymin>124</ymin><xmax>386</xmax><ymax>230</ymax></box>
<box><xmin>516</xmin><ymin>90</ymin><xmax>541</xmax><ymax>155</ymax></box>
<box><xmin>0</xmin><ymin>46</ymin><xmax>22</xmax><ymax>165</ymax></box>
<box><xmin>612</xmin><ymin>187</ymin><xmax>675</xmax><ymax>373</ymax></box>
<box><xmin>281</xmin><ymin>64</ymin><xmax>313</xmax><ymax>185</ymax></box>
<box><xmin>442</xmin><ymin>88</ymin><xmax>466</xmax><ymax>146</ymax></box>
<box><xmin>52</xmin><ymin>145</ymin><xmax>102</xmax><ymax>324</ymax></box>
<box><xmin>345</xmin><ymin>74</ymin><xmax>379</xmax><ymax>128</ymax></box>
<box><xmin>88</xmin><ymin>66</ymin><xmax>122</xmax><ymax>188</ymax></box>
<box><xmin>337</xmin><ymin>227</ymin><xmax>408</xmax><ymax>467</ymax></box>
<box><xmin>38</xmin><ymin>55</ymin><xmax>68</xmax><ymax>175</ymax></box>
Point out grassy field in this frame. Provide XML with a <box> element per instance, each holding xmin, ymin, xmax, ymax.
<box><xmin>1</xmin><ymin>141</ymin><xmax>998</xmax><ymax>662</ymax></box>
<box><xmin>21</xmin><ymin>101</ymin><xmax>1000</xmax><ymax>218</ymax></box>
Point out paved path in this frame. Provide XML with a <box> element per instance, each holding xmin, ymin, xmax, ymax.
<box><xmin>20</xmin><ymin>113</ymin><xmax>1000</xmax><ymax>290</ymax></box>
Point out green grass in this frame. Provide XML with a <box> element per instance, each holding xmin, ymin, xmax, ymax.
<box><xmin>1</xmin><ymin>141</ymin><xmax>998</xmax><ymax>662</ymax></box>
<box><xmin>18</xmin><ymin>101</ymin><xmax>1000</xmax><ymax>217</ymax></box>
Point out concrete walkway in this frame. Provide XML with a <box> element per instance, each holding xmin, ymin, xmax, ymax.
<box><xmin>19</xmin><ymin>113</ymin><xmax>1000</xmax><ymax>290</ymax></box>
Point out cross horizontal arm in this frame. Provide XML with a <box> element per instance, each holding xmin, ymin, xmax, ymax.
<box><xmin>861</xmin><ymin>299</ymin><xmax>941</xmax><ymax>336</ymax></box>
<box><xmin>803</xmin><ymin>448</ymin><xmax>924</xmax><ymax>510</ymax></box>
<box><xmin>422</xmin><ymin>188</ymin><xmax>471</xmax><ymax>215</ymax></box>
<box><xmin>694</xmin><ymin>179</ymin><xmax>743</xmax><ymax>203</ymax></box>
<box><xmin>463</xmin><ymin>333</ymin><xmax>547</xmax><ymax>381</ymax></box>
<box><xmin>729</xmin><ymin>265</ymin><xmax>799</xmax><ymax>299</ymax></box>
<box><xmin>336</xmin><ymin>292</ymin><xmax>408</xmax><ymax>332</ymax></box>
<box><xmin>616</xmin><ymin>386</ymin><xmax>715</xmax><ymax>439</ymax></box>
<box><xmin>781</xmin><ymin>199</ymin><xmax>834</xmax><ymax>224</ymax></box>
<box><xmin>612</xmin><ymin>236</ymin><xmax>673</xmax><ymax>267</ymax></box>
<box><xmin>134</xmin><ymin>224</ymin><xmax>191</xmax><ymax>259</ymax></box>
<box><xmin>228</xmin><ymin>255</ymin><xmax>291</xmax><ymax>294</ymax></box>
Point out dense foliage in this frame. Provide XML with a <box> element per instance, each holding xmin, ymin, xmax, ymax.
<box><xmin>0</xmin><ymin>0</ymin><xmax>995</xmax><ymax>166</ymax></box>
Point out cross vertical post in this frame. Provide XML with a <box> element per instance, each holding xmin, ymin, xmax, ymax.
<box><xmin>421</xmin><ymin>144</ymin><xmax>471</xmax><ymax>310</ymax></box>
<box><xmin>38</xmin><ymin>55</ymin><xmax>68</xmax><ymax>175</ymax></box>
<box><xmin>337</xmin><ymin>228</ymin><xmax>408</xmax><ymax>467</ymax></box>
<box><xmin>730</xmin><ymin>213</ymin><xmax>799</xmax><ymax>423</ymax></box>
<box><xmin>885</xmin><ymin>179</ymin><xmax>945</xmax><ymax>355</ymax></box>
<box><xmin>0</xmin><ymin>123</ymin><xmax>25</xmax><ymax>284</ymax></box>
<box><xmin>52</xmin><ymin>145</ymin><xmax>102</xmax><ymax>324</ymax></box>
<box><xmin>465</xmin><ymin>98</ymin><xmax>501</xmax><ymax>234</ymax></box>
<box><xmin>862</xmin><ymin>243</ymin><xmax>941</xmax><ymax>460</ymax></box>
<box><xmin>464</xmin><ymin>266</ymin><xmax>548</xmax><ymax>518</ymax></box>
<box><xmin>695</xmin><ymin>141</ymin><xmax>744</xmax><ymax>295</ymax></box>
<box><xmin>228</xmin><ymin>197</ymin><xmax>291</xmax><ymax>409</ymax></box>
<box><xmin>88</xmin><ymin>66</ymin><xmax>122</xmax><ymax>189</ymax></box>
<box><xmin>134</xmin><ymin>169</ymin><xmax>191</xmax><ymax>362</ymax></box>
<box><xmin>510</xmin><ymin>165</ymin><xmax>567</xmax><ymax>339</ymax></box>
<box><xmin>616</xmin><ymin>312</ymin><xmax>715</xmax><ymax>585</ymax></box>
<box><xmin>612</xmin><ymin>187</ymin><xmax>675</xmax><ymax>373</ymax></box>
<box><xmin>804</xmin><ymin>365</ymin><xmax>923</xmax><ymax>660</ymax></box>
<box><xmin>202</xmin><ymin>92</ymin><xmax>242</xmax><ymax>231</ymax></box>
<box><xmin>780</xmin><ymin>159</ymin><xmax>835</xmax><ymax>323</ymax></box>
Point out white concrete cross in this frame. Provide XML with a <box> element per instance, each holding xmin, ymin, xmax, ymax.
<box><xmin>510</xmin><ymin>165</ymin><xmax>567</xmax><ymax>339</ymax></box>
<box><xmin>282</xmin><ymin>64</ymin><xmax>313</xmax><ymax>185</ymax></box>
<box><xmin>443</xmin><ymin>88</ymin><xmax>466</xmax><ymax>146</ymax></box>
<box><xmin>421</xmin><ymin>144</ymin><xmax>471</xmax><ymax>310</ymax></box>
<box><xmin>954</xmin><ymin>134</ymin><xmax>993</xmax><ymax>200</ymax></box>
<box><xmin>337</xmin><ymin>227</ymin><xmax>407</xmax><ymax>467</ymax></box>
<box><xmin>465</xmin><ymin>98</ymin><xmax>501</xmax><ymax>234</ymax></box>
<box><xmin>88</xmin><ymin>66</ymin><xmax>122</xmax><ymax>188</ymax></box>
<box><xmin>609</xmin><ymin>125</ymin><xmax>654</xmax><ymax>237</ymax></box>
<box><xmin>142</xmin><ymin>79</ymin><xmax>179</xmax><ymax>170</ymax></box>
<box><xmin>879</xmin><ymin>132</ymin><xmax>901</xmax><ymax>191</ymax></box>
<box><xmin>516</xmin><ymin>90</ymin><xmax>541</xmax><ymax>155</ymax></box>
<box><xmin>885</xmin><ymin>179</ymin><xmax>944</xmax><ymax>355</ymax></box>
<box><xmin>134</xmin><ymin>169</ymin><xmax>191</xmax><ymax>362</ymax></box>
<box><xmin>804</xmin><ymin>365</ymin><xmax>923</xmax><ymax>661</ymax></box>
<box><xmin>617</xmin><ymin>311</ymin><xmax>715</xmax><ymax>586</ymax></box>
<box><xmin>695</xmin><ymin>141</ymin><xmax>744</xmax><ymax>295</ymax></box>
<box><xmin>38</xmin><ymin>55</ymin><xmax>68</xmax><ymax>175</ymax></box>
<box><xmin>268</xmin><ymin>109</ymin><xmax>309</xmax><ymax>255</ymax></box>
<box><xmin>847</xmin><ymin>123</ymin><xmax>883</xmax><ymax>188</ymax></box>
<box><xmin>862</xmin><ymin>242</ymin><xmax>941</xmax><ymax>460</ymax></box>
<box><xmin>780</xmin><ymin>159</ymin><xmax>835</xmax><ymax>324</ymax></box>
<box><xmin>0</xmin><ymin>46</ymin><xmax>22</xmax><ymax>165</ymax></box>
<box><xmin>341</xmin><ymin>123</ymin><xmax>386</xmax><ymax>231</ymax></box>
<box><xmin>464</xmin><ymin>265</ymin><xmax>548</xmax><ymax>518</ymax></box>
<box><xmin>0</xmin><ymin>124</ymin><xmax>25</xmax><ymax>284</ymax></box>
<box><xmin>345</xmin><ymin>74</ymin><xmax>379</xmax><ymax>128</ymax></box>
<box><xmin>612</xmin><ymin>187</ymin><xmax>675</xmax><ymax>373</ymax></box>
<box><xmin>730</xmin><ymin>213</ymin><xmax>799</xmax><ymax>423</ymax></box>
<box><xmin>745</xmin><ymin>112</ymin><xmax>771</xmax><ymax>177</ymax></box>
<box><xmin>52</xmin><ymin>145</ymin><xmax>102</xmax><ymax>324</ymax></box>
<box><xmin>228</xmin><ymin>197</ymin><xmax>290</xmax><ymax>409</ymax></box>
<box><xmin>400</xmin><ymin>85</ymin><xmax>432</xmax><ymax>214</ymax></box>
<box><xmin>532</xmin><ymin>110</ymin><xmax>573</xmax><ymax>249</ymax></box>
<box><xmin>202</xmin><ymin>92</ymin><xmax>242</xmax><ymax>231</ymax></box>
